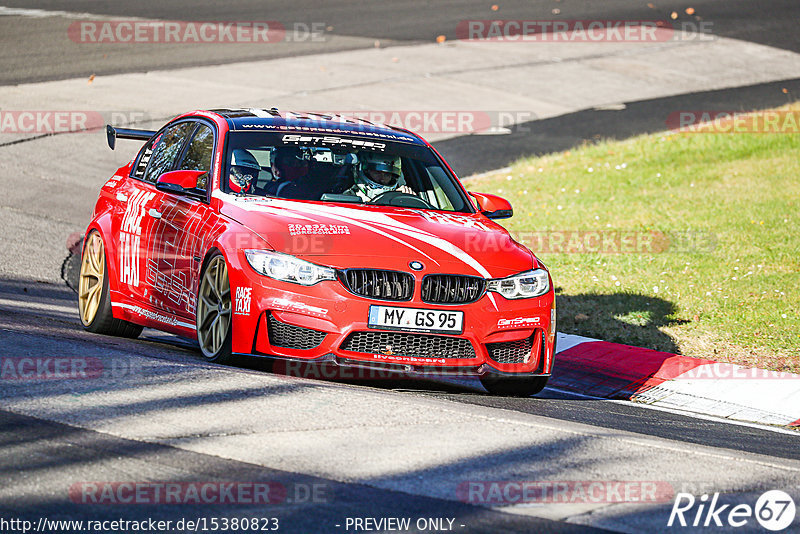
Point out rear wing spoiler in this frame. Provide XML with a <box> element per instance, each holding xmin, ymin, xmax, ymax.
<box><xmin>106</xmin><ymin>125</ymin><xmax>156</xmax><ymax>150</ymax></box>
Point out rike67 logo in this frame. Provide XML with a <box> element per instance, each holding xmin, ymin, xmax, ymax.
<box><xmin>668</xmin><ymin>490</ymin><xmax>796</xmax><ymax>531</ymax></box>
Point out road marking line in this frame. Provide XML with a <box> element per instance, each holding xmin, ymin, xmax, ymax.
<box><xmin>546</xmin><ymin>386</ymin><xmax>800</xmax><ymax>437</ymax></box>
<box><xmin>0</xmin><ymin>296</ymin><xmax>76</xmax><ymax>316</ymax></box>
<box><xmin>0</xmin><ymin>6</ymin><xmax>143</xmax><ymax>21</ymax></box>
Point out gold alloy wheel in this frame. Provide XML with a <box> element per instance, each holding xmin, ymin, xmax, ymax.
<box><xmin>78</xmin><ymin>232</ymin><xmax>105</xmax><ymax>326</ymax></box>
<box><xmin>197</xmin><ymin>256</ymin><xmax>231</xmax><ymax>357</ymax></box>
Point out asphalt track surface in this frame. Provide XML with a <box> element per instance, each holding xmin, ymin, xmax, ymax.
<box><xmin>438</xmin><ymin>77</ymin><xmax>800</xmax><ymax>175</ymax></box>
<box><xmin>2</xmin><ymin>0</ymin><xmax>799</xmax><ymax>84</ymax></box>
<box><xmin>1</xmin><ymin>264</ymin><xmax>798</xmax><ymax>531</ymax></box>
<box><xmin>2</xmin><ymin>1</ymin><xmax>800</xmax><ymax>532</ymax></box>
<box><xmin>1</xmin><ymin>413</ymin><xmax>605</xmax><ymax>534</ymax></box>
<box><xmin>2</xmin><ymin>0</ymin><xmax>799</xmax><ymax>176</ymax></box>
<box><xmin>4</xmin><ymin>279</ymin><xmax>799</xmax><ymax>462</ymax></box>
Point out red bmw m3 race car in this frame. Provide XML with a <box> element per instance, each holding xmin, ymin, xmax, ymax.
<box><xmin>79</xmin><ymin>109</ymin><xmax>556</xmax><ymax>395</ymax></box>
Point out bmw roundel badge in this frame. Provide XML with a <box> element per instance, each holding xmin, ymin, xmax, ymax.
<box><xmin>409</xmin><ymin>261</ymin><xmax>424</xmax><ymax>271</ymax></box>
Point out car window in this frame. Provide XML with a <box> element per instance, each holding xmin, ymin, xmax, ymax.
<box><xmin>224</xmin><ymin>132</ymin><xmax>472</xmax><ymax>212</ymax></box>
<box><xmin>178</xmin><ymin>124</ymin><xmax>214</xmax><ymax>191</ymax></box>
<box><xmin>142</xmin><ymin>122</ymin><xmax>195</xmax><ymax>184</ymax></box>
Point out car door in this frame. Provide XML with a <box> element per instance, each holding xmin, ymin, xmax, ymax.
<box><xmin>111</xmin><ymin>132</ymin><xmax>160</xmax><ymax>307</ymax></box>
<box><xmin>147</xmin><ymin>121</ymin><xmax>216</xmax><ymax>320</ymax></box>
<box><xmin>114</xmin><ymin>121</ymin><xmax>195</xmax><ymax>311</ymax></box>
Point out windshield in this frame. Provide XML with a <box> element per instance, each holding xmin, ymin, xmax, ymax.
<box><xmin>224</xmin><ymin>132</ymin><xmax>472</xmax><ymax>212</ymax></box>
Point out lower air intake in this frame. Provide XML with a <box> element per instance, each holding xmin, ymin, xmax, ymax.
<box><xmin>486</xmin><ymin>336</ymin><xmax>534</xmax><ymax>364</ymax></box>
<box><xmin>340</xmin><ymin>331</ymin><xmax>475</xmax><ymax>359</ymax></box>
<box><xmin>267</xmin><ymin>313</ymin><xmax>327</xmax><ymax>350</ymax></box>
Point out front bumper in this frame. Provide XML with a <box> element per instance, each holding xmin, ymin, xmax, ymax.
<box><xmin>232</xmin><ymin>351</ymin><xmax>552</xmax><ymax>379</ymax></box>
<box><xmin>228</xmin><ymin>258</ymin><xmax>556</xmax><ymax>378</ymax></box>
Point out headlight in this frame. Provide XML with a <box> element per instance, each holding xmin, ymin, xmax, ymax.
<box><xmin>486</xmin><ymin>269</ymin><xmax>550</xmax><ymax>299</ymax></box>
<box><xmin>244</xmin><ymin>250</ymin><xmax>336</xmax><ymax>286</ymax></box>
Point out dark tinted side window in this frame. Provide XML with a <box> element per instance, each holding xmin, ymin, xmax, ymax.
<box><xmin>142</xmin><ymin>122</ymin><xmax>194</xmax><ymax>184</ymax></box>
<box><xmin>178</xmin><ymin>124</ymin><xmax>214</xmax><ymax>191</ymax></box>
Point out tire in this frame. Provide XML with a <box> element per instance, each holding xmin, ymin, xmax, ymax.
<box><xmin>196</xmin><ymin>253</ymin><xmax>235</xmax><ymax>364</ymax></box>
<box><xmin>480</xmin><ymin>375</ymin><xmax>549</xmax><ymax>397</ymax></box>
<box><xmin>62</xmin><ymin>236</ymin><xmax>83</xmax><ymax>293</ymax></box>
<box><xmin>78</xmin><ymin>230</ymin><xmax>143</xmax><ymax>338</ymax></box>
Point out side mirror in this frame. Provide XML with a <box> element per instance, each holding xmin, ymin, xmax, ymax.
<box><xmin>469</xmin><ymin>192</ymin><xmax>513</xmax><ymax>219</ymax></box>
<box><xmin>156</xmin><ymin>170</ymin><xmax>206</xmax><ymax>199</ymax></box>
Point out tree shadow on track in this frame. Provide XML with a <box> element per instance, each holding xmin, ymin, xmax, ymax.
<box><xmin>0</xmin><ymin>412</ymin><xmax>605</xmax><ymax>534</ymax></box>
<box><xmin>60</xmin><ymin>233</ymin><xmax>82</xmax><ymax>293</ymax></box>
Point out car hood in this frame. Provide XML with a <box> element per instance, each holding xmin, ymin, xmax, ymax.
<box><xmin>219</xmin><ymin>195</ymin><xmax>536</xmax><ymax>278</ymax></box>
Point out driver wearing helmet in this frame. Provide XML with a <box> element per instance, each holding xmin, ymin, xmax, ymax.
<box><xmin>346</xmin><ymin>152</ymin><xmax>413</xmax><ymax>202</ymax></box>
<box><xmin>228</xmin><ymin>148</ymin><xmax>262</xmax><ymax>194</ymax></box>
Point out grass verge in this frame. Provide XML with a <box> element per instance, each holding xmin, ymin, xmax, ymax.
<box><xmin>467</xmin><ymin>103</ymin><xmax>800</xmax><ymax>372</ymax></box>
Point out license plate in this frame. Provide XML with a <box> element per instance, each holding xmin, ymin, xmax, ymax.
<box><xmin>368</xmin><ymin>306</ymin><xmax>464</xmax><ymax>334</ymax></box>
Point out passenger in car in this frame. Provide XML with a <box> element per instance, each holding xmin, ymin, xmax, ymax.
<box><xmin>268</xmin><ymin>148</ymin><xmax>354</xmax><ymax>201</ymax></box>
<box><xmin>264</xmin><ymin>147</ymin><xmax>309</xmax><ymax>197</ymax></box>
<box><xmin>228</xmin><ymin>149</ymin><xmax>262</xmax><ymax>194</ymax></box>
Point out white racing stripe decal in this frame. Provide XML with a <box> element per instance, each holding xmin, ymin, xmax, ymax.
<box><xmin>217</xmin><ymin>191</ymin><xmax>334</xmax><ymax>224</ymax></box>
<box><xmin>218</xmin><ymin>192</ymin><xmax>437</xmax><ymax>263</ymax></box>
<box><xmin>112</xmin><ymin>303</ymin><xmax>195</xmax><ymax>330</ymax></box>
<box><xmin>263</xmin><ymin>198</ymin><xmax>493</xmax><ymax>277</ymax></box>
<box><xmin>256</xmin><ymin>210</ymin><xmax>319</xmax><ymax>222</ymax></box>
<box><xmin>266</xmin><ymin>204</ymin><xmax>435</xmax><ymax>262</ymax></box>
<box><xmin>246</xmin><ymin>108</ymin><xmax>275</xmax><ymax>119</ymax></box>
